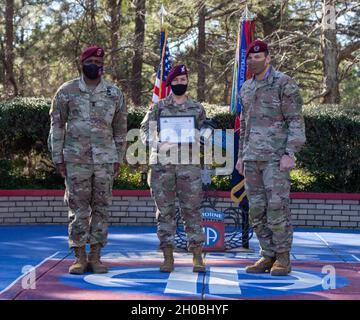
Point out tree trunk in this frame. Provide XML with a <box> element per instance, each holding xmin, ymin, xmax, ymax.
<box><xmin>223</xmin><ymin>72</ymin><xmax>230</xmax><ymax>105</ymax></box>
<box><xmin>197</xmin><ymin>1</ymin><xmax>206</xmax><ymax>102</ymax></box>
<box><xmin>257</xmin><ymin>3</ymin><xmax>283</xmax><ymax>38</ymax></box>
<box><xmin>5</xmin><ymin>0</ymin><xmax>18</xmax><ymax>97</ymax></box>
<box><xmin>108</xmin><ymin>0</ymin><xmax>122</xmax><ymax>84</ymax></box>
<box><xmin>321</xmin><ymin>0</ymin><xmax>340</xmax><ymax>104</ymax></box>
<box><xmin>89</xmin><ymin>0</ymin><xmax>97</xmax><ymax>36</ymax></box>
<box><xmin>0</xmin><ymin>40</ymin><xmax>6</xmax><ymax>96</ymax></box>
<box><xmin>131</xmin><ymin>0</ymin><xmax>146</xmax><ymax>107</ymax></box>
<box><xmin>18</xmin><ymin>0</ymin><xmax>26</xmax><ymax>96</ymax></box>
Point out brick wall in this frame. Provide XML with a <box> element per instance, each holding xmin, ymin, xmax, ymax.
<box><xmin>290</xmin><ymin>197</ymin><xmax>360</xmax><ymax>228</ymax></box>
<box><xmin>0</xmin><ymin>190</ymin><xmax>359</xmax><ymax>229</ymax></box>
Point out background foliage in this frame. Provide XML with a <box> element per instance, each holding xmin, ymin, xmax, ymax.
<box><xmin>0</xmin><ymin>0</ymin><xmax>359</xmax><ymax>104</ymax></box>
<box><xmin>1</xmin><ymin>98</ymin><xmax>359</xmax><ymax>192</ymax></box>
<box><xmin>0</xmin><ymin>1</ymin><xmax>359</xmax><ymax>192</ymax></box>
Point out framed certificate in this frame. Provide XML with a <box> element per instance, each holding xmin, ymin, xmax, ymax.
<box><xmin>159</xmin><ymin>115</ymin><xmax>196</xmax><ymax>143</ymax></box>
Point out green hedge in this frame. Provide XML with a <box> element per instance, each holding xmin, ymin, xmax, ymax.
<box><xmin>0</xmin><ymin>97</ymin><xmax>359</xmax><ymax>192</ymax></box>
<box><xmin>296</xmin><ymin>104</ymin><xmax>360</xmax><ymax>192</ymax></box>
<box><xmin>0</xmin><ymin>98</ymin><xmax>50</xmax><ymax>158</ymax></box>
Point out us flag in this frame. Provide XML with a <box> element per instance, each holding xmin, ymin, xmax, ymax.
<box><xmin>152</xmin><ymin>28</ymin><xmax>172</xmax><ymax>103</ymax></box>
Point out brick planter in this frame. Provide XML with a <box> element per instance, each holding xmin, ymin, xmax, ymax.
<box><xmin>0</xmin><ymin>190</ymin><xmax>359</xmax><ymax>229</ymax></box>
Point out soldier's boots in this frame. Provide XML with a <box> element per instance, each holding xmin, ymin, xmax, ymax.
<box><xmin>192</xmin><ymin>247</ymin><xmax>206</xmax><ymax>273</ymax></box>
<box><xmin>69</xmin><ymin>246</ymin><xmax>87</xmax><ymax>274</ymax></box>
<box><xmin>245</xmin><ymin>256</ymin><xmax>276</xmax><ymax>274</ymax></box>
<box><xmin>87</xmin><ymin>243</ymin><xmax>108</xmax><ymax>274</ymax></box>
<box><xmin>270</xmin><ymin>252</ymin><xmax>291</xmax><ymax>276</ymax></box>
<box><xmin>160</xmin><ymin>247</ymin><xmax>174</xmax><ymax>273</ymax></box>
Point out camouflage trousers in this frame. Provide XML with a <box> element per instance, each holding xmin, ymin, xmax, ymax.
<box><xmin>64</xmin><ymin>163</ymin><xmax>114</xmax><ymax>248</ymax></box>
<box><xmin>244</xmin><ymin>161</ymin><xmax>293</xmax><ymax>258</ymax></box>
<box><xmin>148</xmin><ymin>164</ymin><xmax>205</xmax><ymax>250</ymax></box>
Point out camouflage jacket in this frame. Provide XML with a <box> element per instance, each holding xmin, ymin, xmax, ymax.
<box><xmin>48</xmin><ymin>76</ymin><xmax>127</xmax><ymax>164</ymax></box>
<box><xmin>238</xmin><ymin>66</ymin><xmax>306</xmax><ymax>161</ymax></box>
<box><xmin>140</xmin><ymin>94</ymin><xmax>206</xmax><ymax>165</ymax></box>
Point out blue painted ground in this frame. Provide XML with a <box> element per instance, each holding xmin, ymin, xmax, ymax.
<box><xmin>0</xmin><ymin>226</ymin><xmax>160</xmax><ymax>294</ymax></box>
<box><xmin>0</xmin><ymin>226</ymin><xmax>359</xmax><ymax>299</ymax></box>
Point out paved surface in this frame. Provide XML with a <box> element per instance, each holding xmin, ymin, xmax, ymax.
<box><xmin>0</xmin><ymin>226</ymin><xmax>359</xmax><ymax>300</ymax></box>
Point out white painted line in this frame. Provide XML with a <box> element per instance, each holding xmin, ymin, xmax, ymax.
<box><xmin>0</xmin><ymin>251</ymin><xmax>60</xmax><ymax>296</ymax></box>
<box><xmin>351</xmin><ymin>255</ymin><xmax>360</xmax><ymax>262</ymax></box>
<box><xmin>165</xmin><ymin>267</ymin><xmax>198</xmax><ymax>294</ymax></box>
<box><xmin>209</xmin><ymin>267</ymin><xmax>241</xmax><ymax>295</ymax></box>
<box><xmin>315</xmin><ymin>233</ymin><xmax>330</xmax><ymax>246</ymax></box>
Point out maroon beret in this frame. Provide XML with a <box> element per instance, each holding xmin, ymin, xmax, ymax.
<box><xmin>246</xmin><ymin>39</ymin><xmax>268</xmax><ymax>58</ymax></box>
<box><xmin>80</xmin><ymin>46</ymin><xmax>105</xmax><ymax>62</ymax></box>
<box><xmin>166</xmin><ymin>64</ymin><xmax>188</xmax><ymax>86</ymax></box>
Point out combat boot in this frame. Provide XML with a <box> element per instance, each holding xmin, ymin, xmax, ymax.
<box><xmin>160</xmin><ymin>247</ymin><xmax>174</xmax><ymax>272</ymax></box>
<box><xmin>69</xmin><ymin>246</ymin><xmax>87</xmax><ymax>274</ymax></box>
<box><xmin>87</xmin><ymin>243</ymin><xmax>108</xmax><ymax>274</ymax></box>
<box><xmin>245</xmin><ymin>256</ymin><xmax>276</xmax><ymax>274</ymax></box>
<box><xmin>192</xmin><ymin>247</ymin><xmax>206</xmax><ymax>273</ymax></box>
<box><xmin>270</xmin><ymin>252</ymin><xmax>292</xmax><ymax>276</ymax></box>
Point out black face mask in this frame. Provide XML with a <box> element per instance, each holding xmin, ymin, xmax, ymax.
<box><xmin>82</xmin><ymin>64</ymin><xmax>103</xmax><ymax>80</ymax></box>
<box><xmin>171</xmin><ymin>84</ymin><xmax>188</xmax><ymax>96</ymax></box>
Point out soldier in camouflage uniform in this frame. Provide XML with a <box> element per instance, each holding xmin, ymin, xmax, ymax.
<box><xmin>49</xmin><ymin>46</ymin><xmax>127</xmax><ymax>274</ymax></box>
<box><xmin>235</xmin><ymin>40</ymin><xmax>306</xmax><ymax>276</ymax></box>
<box><xmin>140</xmin><ymin>65</ymin><xmax>206</xmax><ymax>273</ymax></box>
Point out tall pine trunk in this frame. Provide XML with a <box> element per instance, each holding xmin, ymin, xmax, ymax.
<box><xmin>197</xmin><ymin>2</ymin><xmax>206</xmax><ymax>102</ymax></box>
<box><xmin>108</xmin><ymin>0</ymin><xmax>122</xmax><ymax>85</ymax></box>
<box><xmin>18</xmin><ymin>0</ymin><xmax>26</xmax><ymax>96</ymax></box>
<box><xmin>89</xmin><ymin>0</ymin><xmax>97</xmax><ymax>36</ymax></box>
<box><xmin>0</xmin><ymin>40</ymin><xmax>6</xmax><ymax>96</ymax></box>
<box><xmin>321</xmin><ymin>0</ymin><xmax>340</xmax><ymax>104</ymax></box>
<box><xmin>5</xmin><ymin>0</ymin><xmax>18</xmax><ymax>97</ymax></box>
<box><xmin>131</xmin><ymin>0</ymin><xmax>146</xmax><ymax>107</ymax></box>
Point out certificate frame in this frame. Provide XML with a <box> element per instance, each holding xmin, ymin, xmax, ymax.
<box><xmin>159</xmin><ymin>115</ymin><xmax>197</xmax><ymax>144</ymax></box>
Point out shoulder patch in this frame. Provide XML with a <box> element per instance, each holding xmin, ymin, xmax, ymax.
<box><xmin>106</xmin><ymin>86</ymin><xmax>119</xmax><ymax>97</ymax></box>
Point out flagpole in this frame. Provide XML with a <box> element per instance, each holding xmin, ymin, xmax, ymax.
<box><xmin>228</xmin><ymin>6</ymin><xmax>258</xmax><ymax>250</ymax></box>
<box><xmin>158</xmin><ymin>4</ymin><xmax>168</xmax><ymax>99</ymax></box>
